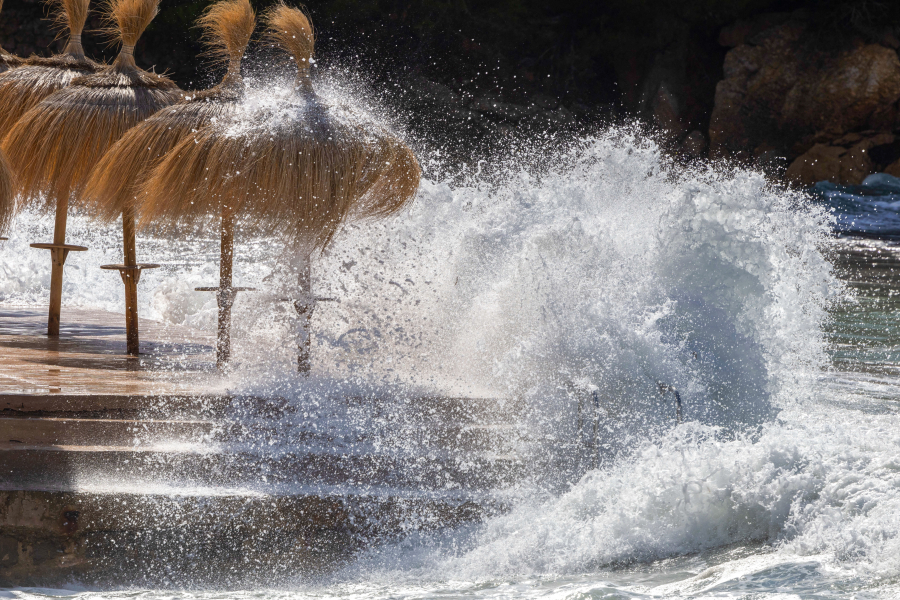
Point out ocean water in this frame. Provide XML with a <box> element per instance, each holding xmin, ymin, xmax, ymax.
<box><xmin>813</xmin><ymin>173</ymin><xmax>900</xmax><ymax>238</ymax></box>
<box><xmin>2</xmin><ymin>129</ymin><xmax>900</xmax><ymax>598</ymax></box>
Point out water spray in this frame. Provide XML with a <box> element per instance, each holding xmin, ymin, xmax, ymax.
<box><xmin>141</xmin><ymin>3</ymin><xmax>420</xmax><ymax>372</ymax></box>
<box><xmin>0</xmin><ymin>147</ymin><xmax>12</xmax><ymax>235</ymax></box>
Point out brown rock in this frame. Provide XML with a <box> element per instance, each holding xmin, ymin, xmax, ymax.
<box><xmin>708</xmin><ymin>79</ymin><xmax>749</xmax><ymax>159</ymax></box>
<box><xmin>755</xmin><ymin>150</ymin><xmax>788</xmax><ymax>178</ymax></box>
<box><xmin>885</xmin><ymin>159</ymin><xmax>900</xmax><ymax>178</ymax></box>
<box><xmin>709</xmin><ymin>15</ymin><xmax>900</xmax><ymax>162</ymax></box>
<box><xmin>856</xmin><ymin>133</ymin><xmax>895</xmax><ymax>151</ymax></box>
<box><xmin>681</xmin><ymin>130</ymin><xmax>707</xmax><ymax>158</ymax></box>
<box><xmin>780</xmin><ymin>44</ymin><xmax>900</xmax><ymax>136</ymax></box>
<box><xmin>883</xmin><ymin>33</ymin><xmax>900</xmax><ymax>50</ymax></box>
<box><xmin>834</xmin><ymin>133</ymin><xmax>863</xmax><ymax>146</ymax></box>
<box><xmin>839</xmin><ymin>144</ymin><xmax>874</xmax><ymax>185</ymax></box>
<box><xmin>785</xmin><ymin>144</ymin><xmax>846</xmax><ymax>186</ymax></box>
<box><xmin>718</xmin><ymin>13</ymin><xmax>792</xmax><ymax>48</ymax></box>
<box><xmin>784</xmin><ymin>135</ymin><xmax>894</xmax><ymax>185</ymax></box>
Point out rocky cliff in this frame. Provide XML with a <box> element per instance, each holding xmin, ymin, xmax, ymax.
<box><xmin>708</xmin><ymin>11</ymin><xmax>900</xmax><ymax>184</ymax></box>
<box><xmin>3</xmin><ymin>0</ymin><xmax>900</xmax><ymax>183</ymax></box>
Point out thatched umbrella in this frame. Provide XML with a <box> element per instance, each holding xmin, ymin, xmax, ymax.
<box><xmin>0</xmin><ymin>0</ymin><xmax>24</xmax><ymax>74</ymax></box>
<box><xmin>0</xmin><ymin>0</ymin><xmax>101</xmax><ymax>141</ymax></box>
<box><xmin>82</xmin><ymin>0</ymin><xmax>255</xmax><ymax>355</ymax></box>
<box><xmin>0</xmin><ymin>148</ymin><xmax>13</xmax><ymax>238</ymax></box>
<box><xmin>141</xmin><ymin>3</ymin><xmax>420</xmax><ymax>372</ymax></box>
<box><xmin>2</xmin><ymin>0</ymin><xmax>181</xmax><ymax>340</ymax></box>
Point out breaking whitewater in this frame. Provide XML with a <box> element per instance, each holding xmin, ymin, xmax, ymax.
<box><xmin>3</xmin><ymin>128</ymin><xmax>899</xmax><ymax>598</ymax></box>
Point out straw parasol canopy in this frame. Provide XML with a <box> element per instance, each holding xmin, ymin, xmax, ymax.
<box><xmin>140</xmin><ymin>2</ymin><xmax>420</xmax><ymax>369</ymax></box>
<box><xmin>3</xmin><ymin>0</ymin><xmax>182</xmax><ymax>215</ymax></box>
<box><xmin>0</xmin><ymin>0</ymin><xmax>25</xmax><ymax>74</ymax></box>
<box><xmin>0</xmin><ymin>0</ymin><xmax>100</xmax><ymax>140</ymax></box>
<box><xmin>140</xmin><ymin>2</ymin><xmax>420</xmax><ymax>251</ymax></box>
<box><xmin>1</xmin><ymin>0</ymin><xmax>182</xmax><ymax>340</ymax></box>
<box><xmin>0</xmin><ymin>148</ymin><xmax>13</xmax><ymax>235</ymax></box>
<box><xmin>83</xmin><ymin>0</ymin><xmax>256</xmax><ymax>223</ymax></box>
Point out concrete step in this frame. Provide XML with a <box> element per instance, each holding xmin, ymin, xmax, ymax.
<box><xmin>0</xmin><ymin>393</ymin><xmax>233</xmax><ymax>419</ymax></box>
<box><xmin>345</xmin><ymin>395</ymin><xmax>521</xmax><ymax>425</ymax></box>
<box><xmin>0</xmin><ymin>417</ymin><xmax>219</xmax><ymax>446</ymax></box>
<box><xmin>375</xmin><ymin>423</ymin><xmax>525</xmax><ymax>454</ymax></box>
<box><xmin>0</xmin><ymin>487</ymin><xmax>503</xmax><ymax>587</ymax></box>
<box><xmin>227</xmin><ymin>421</ymin><xmax>525</xmax><ymax>455</ymax></box>
<box><xmin>0</xmin><ymin>393</ymin><xmax>514</xmax><ymax>418</ymax></box>
<box><xmin>0</xmin><ymin>411</ymin><xmax>523</xmax><ymax>454</ymax></box>
<box><xmin>0</xmin><ymin>394</ymin><xmax>518</xmax><ymax>428</ymax></box>
<box><xmin>0</xmin><ymin>391</ymin><xmax>524</xmax><ymax>454</ymax></box>
<box><xmin>0</xmin><ymin>444</ymin><xmax>526</xmax><ymax>492</ymax></box>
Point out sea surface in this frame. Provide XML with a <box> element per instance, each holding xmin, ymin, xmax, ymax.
<box><xmin>3</xmin><ymin>134</ymin><xmax>900</xmax><ymax>598</ymax></box>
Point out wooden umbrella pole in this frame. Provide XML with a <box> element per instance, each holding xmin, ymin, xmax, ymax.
<box><xmin>100</xmin><ymin>208</ymin><xmax>158</xmax><ymax>355</ymax></box>
<box><xmin>47</xmin><ymin>193</ymin><xmax>69</xmax><ymax>337</ymax></box>
<box><xmin>217</xmin><ymin>209</ymin><xmax>235</xmax><ymax>368</ymax></box>
<box><xmin>122</xmin><ymin>206</ymin><xmax>140</xmax><ymax>355</ymax></box>
<box><xmin>296</xmin><ymin>253</ymin><xmax>312</xmax><ymax>375</ymax></box>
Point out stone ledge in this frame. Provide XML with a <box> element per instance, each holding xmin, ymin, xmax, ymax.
<box><xmin>0</xmin><ymin>488</ymin><xmax>500</xmax><ymax>587</ymax></box>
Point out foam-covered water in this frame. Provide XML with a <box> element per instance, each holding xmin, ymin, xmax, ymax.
<box><xmin>4</xmin><ymin>128</ymin><xmax>898</xmax><ymax>598</ymax></box>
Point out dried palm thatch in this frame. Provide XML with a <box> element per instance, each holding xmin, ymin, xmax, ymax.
<box><xmin>0</xmin><ymin>0</ymin><xmax>100</xmax><ymax>140</ymax></box>
<box><xmin>3</xmin><ymin>0</ymin><xmax>181</xmax><ymax>213</ymax></box>
<box><xmin>1</xmin><ymin>0</ymin><xmax>181</xmax><ymax>341</ymax></box>
<box><xmin>141</xmin><ymin>2</ymin><xmax>420</xmax><ymax>251</ymax></box>
<box><xmin>350</xmin><ymin>134</ymin><xmax>422</xmax><ymax>220</ymax></box>
<box><xmin>83</xmin><ymin>0</ymin><xmax>255</xmax><ymax>223</ymax></box>
<box><xmin>0</xmin><ymin>148</ymin><xmax>14</xmax><ymax>235</ymax></box>
<box><xmin>197</xmin><ymin>0</ymin><xmax>255</xmax><ymax>72</ymax></box>
<box><xmin>0</xmin><ymin>50</ymin><xmax>19</xmax><ymax>74</ymax></box>
<box><xmin>0</xmin><ymin>0</ymin><xmax>24</xmax><ymax>74</ymax></box>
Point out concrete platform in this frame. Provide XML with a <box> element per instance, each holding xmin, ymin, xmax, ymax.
<box><xmin>0</xmin><ymin>306</ymin><xmax>521</xmax><ymax>586</ymax></box>
<box><xmin>0</xmin><ymin>306</ymin><xmax>221</xmax><ymax>396</ymax></box>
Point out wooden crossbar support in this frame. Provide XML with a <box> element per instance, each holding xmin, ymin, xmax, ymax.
<box><xmin>98</xmin><ymin>207</ymin><xmax>159</xmax><ymax>357</ymax></box>
<box><xmin>30</xmin><ymin>242</ymin><xmax>88</xmax><ymax>336</ymax></box>
<box><xmin>42</xmin><ymin>193</ymin><xmax>76</xmax><ymax>336</ymax></box>
<box><xmin>275</xmin><ymin>296</ymin><xmax>336</xmax><ymax>373</ymax></box>
<box><xmin>100</xmin><ymin>263</ymin><xmax>161</xmax><ymax>356</ymax></box>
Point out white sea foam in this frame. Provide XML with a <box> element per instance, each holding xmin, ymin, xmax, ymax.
<box><xmin>334</xmin><ymin>398</ymin><xmax>900</xmax><ymax>597</ymax></box>
<box><xmin>304</xmin><ymin>130</ymin><xmax>838</xmax><ymax>459</ymax></box>
<box><xmin>437</xmin><ymin>400</ymin><xmax>900</xmax><ymax>578</ymax></box>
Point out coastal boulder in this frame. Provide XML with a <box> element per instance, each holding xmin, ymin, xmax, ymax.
<box><xmin>709</xmin><ymin>15</ymin><xmax>900</xmax><ymax>162</ymax></box>
<box><xmin>785</xmin><ymin>133</ymin><xmax>900</xmax><ymax>185</ymax></box>
<box><xmin>784</xmin><ymin>144</ymin><xmax>847</xmax><ymax>186</ymax></box>
<box><xmin>886</xmin><ymin>159</ymin><xmax>900</xmax><ymax>178</ymax></box>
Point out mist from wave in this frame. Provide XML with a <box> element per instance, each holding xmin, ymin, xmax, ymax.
<box><xmin>1</xmin><ymin>126</ymin><xmax>879</xmax><ymax>597</ymax></box>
